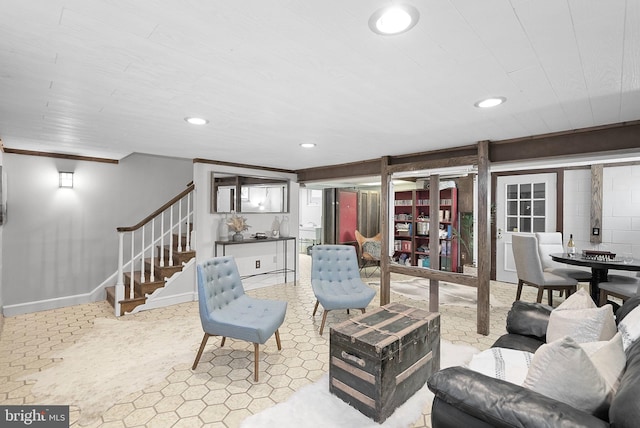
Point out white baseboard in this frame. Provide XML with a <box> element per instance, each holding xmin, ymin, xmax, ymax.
<box><xmin>2</xmin><ymin>260</ymin><xmax>198</xmax><ymax>317</ymax></box>
<box><xmin>2</xmin><ymin>288</ymin><xmax>108</xmax><ymax>317</ymax></box>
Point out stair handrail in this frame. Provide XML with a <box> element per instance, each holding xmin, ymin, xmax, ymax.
<box><xmin>114</xmin><ymin>183</ymin><xmax>195</xmax><ymax>316</ymax></box>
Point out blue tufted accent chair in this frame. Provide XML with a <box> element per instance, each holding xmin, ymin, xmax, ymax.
<box><xmin>192</xmin><ymin>256</ymin><xmax>287</xmax><ymax>381</ymax></box>
<box><xmin>311</xmin><ymin>245</ymin><xmax>376</xmax><ymax>335</ymax></box>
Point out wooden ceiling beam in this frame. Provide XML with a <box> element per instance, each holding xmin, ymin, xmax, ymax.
<box><xmin>490</xmin><ymin>120</ymin><xmax>640</xmax><ymax>163</ymax></box>
<box><xmin>295</xmin><ymin>121</ymin><xmax>640</xmax><ymax>184</ymax></box>
<box><xmin>296</xmin><ymin>158</ymin><xmax>380</xmax><ymax>183</ymax></box>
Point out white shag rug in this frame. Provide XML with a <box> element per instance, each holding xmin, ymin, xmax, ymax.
<box><xmin>375</xmin><ymin>278</ymin><xmax>507</xmax><ymax>308</ymax></box>
<box><xmin>240</xmin><ymin>341</ymin><xmax>479</xmax><ymax>428</ymax></box>
<box><xmin>22</xmin><ymin>316</ymin><xmax>202</xmax><ymax>426</ymax></box>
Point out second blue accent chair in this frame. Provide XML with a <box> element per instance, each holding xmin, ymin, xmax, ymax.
<box><xmin>311</xmin><ymin>245</ymin><xmax>376</xmax><ymax>335</ymax></box>
<box><xmin>192</xmin><ymin>256</ymin><xmax>287</xmax><ymax>381</ymax></box>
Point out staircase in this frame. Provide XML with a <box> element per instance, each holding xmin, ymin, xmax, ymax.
<box><xmin>106</xmin><ymin>232</ymin><xmax>195</xmax><ymax>315</ymax></box>
<box><xmin>105</xmin><ymin>183</ymin><xmax>195</xmax><ymax>316</ymax></box>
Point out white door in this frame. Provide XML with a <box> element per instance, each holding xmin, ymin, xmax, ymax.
<box><xmin>496</xmin><ymin>173</ymin><xmax>557</xmax><ymax>283</ymax></box>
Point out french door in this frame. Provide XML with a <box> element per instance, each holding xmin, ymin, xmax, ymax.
<box><xmin>496</xmin><ymin>173</ymin><xmax>557</xmax><ymax>283</ymax></box>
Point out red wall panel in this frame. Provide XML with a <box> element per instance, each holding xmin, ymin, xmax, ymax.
<box><xmin>338</xmin><ymin>190</ymin><xmax>358</xmax><ymax>243</ymax></box>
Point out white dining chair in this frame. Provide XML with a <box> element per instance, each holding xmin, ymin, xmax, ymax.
<box><xmin>598</xmin><ymin>272</ymin><xmax>640</xmax><ymax>306</ymax></box>
<box><xmin>534</xmin><ymin>232</ymin><xmax>592</xmax><ymax>282</ymax></box>
<box><xmin>512</xmin><ymin>234</ymin><xmax>578</xmax><ymax>305</ymax></box>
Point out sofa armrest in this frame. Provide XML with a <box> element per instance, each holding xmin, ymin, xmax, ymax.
<box><xmin>492</xmin><ymin>333</ymin><xmax>544</xmax><ymax>354</ymax></box>
<box><xmin>505</xmin><ymin>301</ymin><xmax>552</xmax><ymax>339</ymax></box>
<box><xmin>428</xmin><ymin>367</ymin><xmax>608</xmax><ymax>428</ymax></box>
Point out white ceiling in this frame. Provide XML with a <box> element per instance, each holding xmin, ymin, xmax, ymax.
<box><xmin>1</xmin><ymin>0</ymin><xmax>639</xmax><ymax>170</ymax></box>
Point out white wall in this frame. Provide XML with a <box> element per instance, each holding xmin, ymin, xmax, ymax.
<box><xmin>563</xmin><ymin>165</ymin><xmax>640</xmax><ymax>278</ymax></box>
<box><xmin>603</xmin><ymin>165</ymin><xmax>640</xmax><ymax>259</ymax></box>
<box><xmin>193</xmin><ymin>162</ymin><xmax>299</xmax><ymax>289</ymax></box>
<box><xmin>2</xmin><ymin>153</ymin><xmax>193</xmax><ymax>315</ymax></box>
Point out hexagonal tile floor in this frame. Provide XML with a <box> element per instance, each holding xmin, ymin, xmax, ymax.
<box><xmin>0</xmin><ymin>255</ymin><xmax>563</xmax><ymax>427</ymax></box>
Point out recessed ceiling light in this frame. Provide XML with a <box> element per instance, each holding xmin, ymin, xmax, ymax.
<box><xmin>369</xmin><ymin>5</ymin><xmax>419</xmax><ymax>36</ymax></box>
<box><xmin>300</xmin><ymin>143</ymin><xmax>316</xmax><ymax>148</ymax></box>
<box><xmin>474</xmin><ymin>97</ymin><xmax>507</xmax><ymax>108</ymax></box>
<box><xmin>184</xmin><ymin>117</ymin><xmax>209</xmax><ymax>125</ymax></box>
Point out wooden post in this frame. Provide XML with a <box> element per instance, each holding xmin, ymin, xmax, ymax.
<box><xmin>115</xmin><ymin>232</ymin><xmax>125</xmax><ymax>317</ymax></box>
<box><xmin>429</xmin><ymin>175</ymin><xmax>440</xmax><ymax>313</ymax></box>
<box><xmin>380</xmin><ymin>157</ymin><xmax>391</xmax><ymax>306</ymax></box>
<box><xmin>591</xmin><ymin>164</ymin><xmax>603</xmax><ymax>244</ymax></box>
<box><xmin>477</xmin><ymin>141</ymin><xmax>490</xmax><ymax>335</ymax></box>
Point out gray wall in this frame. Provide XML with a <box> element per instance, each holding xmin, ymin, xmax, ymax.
<box><xmin>1</xmin><ymin>153</ymin><xmax>193</xmax><ymax>312</ymax></box>
<box><xmin>0</xmin><ymin>151</ymin><xmax>3</xmax><ymax>328</ymax></box>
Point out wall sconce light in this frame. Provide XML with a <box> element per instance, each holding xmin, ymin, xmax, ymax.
<box><xmin>59</xmin><ymin>172</ymin><xmax>74</xmax><ymax>188</ymax></box>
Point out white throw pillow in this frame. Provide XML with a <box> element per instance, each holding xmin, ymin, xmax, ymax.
<box><xmin>556</xmin><ymin>288</ymin><xmax>596</xmax><ymax>310</ymax></box>
<box><xmin>618</xmin><ymin>304</ymin><xmax>640</xmax><ymax>351</ymax></box>
<box><xmin>523</xmin><ymin>336</ymin><xmax>610</xmax><ymax>415</ymax></box>
<box><xmin>582</xmin><ymin>333</ymin><xmax>626</xmax><ymax>394</ymax></box>
<box><xmin>547</xmin><ymin>304</ymin><xmax>617</xmax><ymax>343</ymax></box>
<box><xmin>467</xmin><ymin>348</ymin><xmax>533</xmax><ymax>385</ymax></box>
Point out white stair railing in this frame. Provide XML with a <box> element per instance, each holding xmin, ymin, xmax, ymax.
<box><xmin>114</xmin><ymin>184</ymin><xmax>194</xmax><ymax>316</ymax></box>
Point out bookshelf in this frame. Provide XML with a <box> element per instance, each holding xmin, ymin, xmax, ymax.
<box><xmin>393</xmin><ymin>187</ymin><xmax>458</xmax><ymax>272</ymax></box>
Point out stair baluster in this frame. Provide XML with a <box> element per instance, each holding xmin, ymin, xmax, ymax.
<box><xmin>178</xmin><ymin>199</ymin><xmax>183</xmax><ymax>252</ymax></box>
<box><xmin>109</xmin><ymin>184</ymin><xmax>195</xmax><ymax>316</ymax></box>
<box><xmin>130</xmin><ymin>230</ymin><xmax>135</xmax><ymax>299</ymax></box>
<box><xmin>150</xmin><ymin>219</ymin><xmax>155</xmax><ymax>282</ymax></box>
<box><xmin>169</xmin><ymin>208</ymin><xmax>174</xmax><ymax>267</ymax></box>
<box><xmin>186</xmin><ymin>193</ymin><xmax>191</xmax><ymax>251</ymax></box>
<box><xmin>160</xmin><ymin>212</ymin><xmax>165</xmax><ymax>267</ymax></box>
<box><xmin>140</xmin><ymin>224</ymin><xmax>145</xmax><ymax>284</ymax></box>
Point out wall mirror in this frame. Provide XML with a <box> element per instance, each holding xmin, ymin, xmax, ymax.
<box><xmin>211</xmin><ymin>173</ymin><xmax>289</xmax><ymax>213</ymax></box>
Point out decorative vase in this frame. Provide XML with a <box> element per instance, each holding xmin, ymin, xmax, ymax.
<box><xmin>279</xmin><ymin>215</ymin><xmax>290</xmax><ymax>237</ymax></box>
<box><xmin>218</xmin><ymin>216</ymin><xmax>229</xmax><ymax>241</ymax></box>
<box><xmin>271</xmin><ymin>216</ymin><xmax>280</xmax><ymax>237</ymax></box>
<box><xmin>232</xmin><ymin>232</ymin><xmax>243</xmax><ymax>242</ymax></box>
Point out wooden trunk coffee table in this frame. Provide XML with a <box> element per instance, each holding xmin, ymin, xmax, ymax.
<box><xmin>329</xmin><ymin>302</ymin><xmax>440</xmax><ymax>423</ymax></box>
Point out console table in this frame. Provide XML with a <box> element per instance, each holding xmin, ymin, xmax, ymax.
<box><xmin>214</xmin><ymin>237</ymin><xmax>297</xmax><ymax>284</ymax></box>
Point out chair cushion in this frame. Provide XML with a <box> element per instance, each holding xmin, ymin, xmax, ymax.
<box><xmin>207</xmin><ymin>295</ymin><xmax>287</xmax><ymax>344</ymax></box>
<box><xmin>312</xmin><ymin>279</ymin><xmax>376</xmax><ymax>311</ymax></box>
<box><xmin>607</xmin><ymin>274</ymin><xmax>640</xmax><ymax>284</ymax></box>
<box><xmin>362</xmin><ymin>241</ymin><xmax>381</xmax><ymax>259</ymax></box>
<box><xmin>541</xmin><ymin>271</ymin><xmax>578</xmax><ymax>286</ymax></box>
<box><xmin>599</xmin><ymin>281</ymin><xmax>640</xmax><ymax>299</ymax></box>
<box><xmin>546</xmin><ymin>267</ymin><xmax>592</xmax><ymax>282</ymax></box>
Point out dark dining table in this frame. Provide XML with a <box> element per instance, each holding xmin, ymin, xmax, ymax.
<box><xmin>550</xmin><ymin>252</ymin><xmax>640</xmax><ymax>305</ymax></box>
